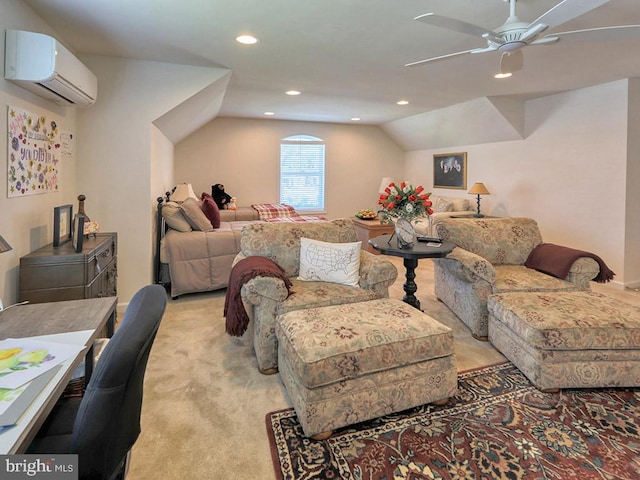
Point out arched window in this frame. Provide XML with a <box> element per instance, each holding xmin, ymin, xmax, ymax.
<box><xmin>279</xmin><ymin>135</ymin><xmax>325</xmax><ymax>211</ymax></box>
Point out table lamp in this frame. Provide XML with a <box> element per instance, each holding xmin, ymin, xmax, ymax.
<box><xmin>378</xmin><ymin>177</ymin><xmax>395</xmax><ymax>194</ymax></box>
<box><xmin>170</xmin><ymin>183</ymin><xmax>198</xmax><ymax>203</ymax></box>
<box><xmin>468</xmin><ymin>182</ymin><xmax>490</xmax><ymax>217</ymax></box>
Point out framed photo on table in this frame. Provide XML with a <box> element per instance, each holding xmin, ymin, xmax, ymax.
<box><xmin>53</xmin><ymin>204</ymin><xmax>73</xmax><ymax>247</ymax></box>
<box><xmin>73</xmin><ymin>214</ymin><xmax>86</xmax><ymax>253</ymax></box>
<box><xmin>433</xmin><ymin>152</ymin><xmax>467</xmax><ymax>189</ymax></box>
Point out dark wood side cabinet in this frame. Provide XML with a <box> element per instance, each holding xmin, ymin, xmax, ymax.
<box><xmin>19</xmin><ymin>232</ymin><xmax>117</xmax><ymax>303</ymax></box>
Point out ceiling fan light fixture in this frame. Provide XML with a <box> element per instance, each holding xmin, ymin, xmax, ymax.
<box><xmin>409</xmin><ymin>0</ymin><xmax>627</xmax><ymax>74</ymax></box>
<box><xmin>494</xmin><ymin>72</ymin><xmax>512</xmax><ymax>79</ymax></box>
<box><xmin>236</xmin><ymin>35</ymin><xmax>259</xmax><ymax>45</ymax></box>
<box><xmin>397</xmin><ymin>100</ymin><xmax>409</xmax><ymax>105</ymax></box>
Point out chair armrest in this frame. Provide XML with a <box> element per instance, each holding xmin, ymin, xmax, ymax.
<box><xmin>239</xmin><ymin>276</ymin><xmax>290</xmax><ymax>373</ymax></box>
<box><xmin>439</xmin><ymin>247</ymin><xmax>497</xmax><ymax>284</ymax></box>
<box><xmin>233</xmin><ymin>253</ymin><xmax>290</xmax><ymax>309</ymax></box>
<box><xmin>567</xmin><ymin>257</ymin><xmax>600</xmax><ymax>290</ymax></box>
<box><xmin>358</xmin><ymin>251</ymin><xmax>398</xmax><ymax>296</ymax></box>
<box><xmin>240</xmin><ymin>276</ymin><xmax>290</xmax><ymax>305</ymax></box>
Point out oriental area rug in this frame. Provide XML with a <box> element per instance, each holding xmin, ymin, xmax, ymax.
<box><xmin>266</xmin><ymin>363</ymin><xmax>640</xmax><ymax>480</ymax></box>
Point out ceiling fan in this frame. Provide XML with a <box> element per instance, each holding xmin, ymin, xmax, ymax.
<box><xmin>406</xmin><ymin>0</ymin><xmax>640</xmax><ymax>75</ymax></box>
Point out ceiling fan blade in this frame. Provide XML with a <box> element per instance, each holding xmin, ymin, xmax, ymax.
<box><xmin>534</xmin><ymin>24</ymin><xmax>640</xmax><ymax>45</ymax></box>
<box><xmin>414</xmin><ymin>13</ymin><xmax>494</xmax><ymax>39</ymax></box>
<box><xmin>530</xmin><ymin>0</ymin><xmax>611</xmax><ymax>31</ymax></box>
<box><xmin>500</xmin><ymin>50</ymin><xmax>523</xmax><ymax>74</ymax></box>
<box><xmin>405</xmin><ymin>48</ymin><xmax>491</xmax><ymax>67</ymax></box>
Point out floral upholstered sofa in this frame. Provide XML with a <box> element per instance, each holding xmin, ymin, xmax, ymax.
<box><xmin>433</xmin><ymin>217</ymin><xmax>600</xmax><ymax>339</ymax></box>
<box><xmin>232</xmin><ymin>218</ymin><xmax>398</xmax><ymax>373</ymax></box>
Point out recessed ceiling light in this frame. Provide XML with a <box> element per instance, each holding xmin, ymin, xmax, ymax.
<box><xmin>285</xmin><ymin>90</ymin><xmax>301</xmax><ymax>96</ymax></box>
<box><xmin>494</xmin><ymin>72</ymin><xmax>512</xmax><ymax>79</ymax></box>
<box><xmin>264</xmin><ymin>111</ymin><xmax>275</xmax><ymax>116</ymax></box>
<box><xmin>397</xmin><ymin>100</ymin><xmax>409</xmax><ymax>105</ymax></box>
<box><xmin>236</xmin><ymin>35</ymin><xmax>259</xmax><ymax>45</ymax></box>
<box><xmin>351</xmin><ymin>117</ymin><xmax>361</xmax><ymax>121</ymax></box>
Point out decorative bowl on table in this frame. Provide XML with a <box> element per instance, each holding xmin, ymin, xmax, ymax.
<box><xmin>355</xmin><ymin>209</ymin><xmax>377</xmax><ymax>220</ymax></box>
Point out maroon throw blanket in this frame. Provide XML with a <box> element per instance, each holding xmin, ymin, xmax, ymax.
<box><xmin>224</xmin><ymin>256</ymin><xmax>293</xmax><ymax>336</ymax></box>
<box><xmin>525</xmin><ymin>243</ymin><xmax>615</xmax><ymax>283</ymax></box>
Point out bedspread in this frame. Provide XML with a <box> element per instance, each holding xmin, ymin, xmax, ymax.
<box><xmin>164</xmin><ymin>222</ymin><xmax>255</xmax><ymax>298</ymax></box>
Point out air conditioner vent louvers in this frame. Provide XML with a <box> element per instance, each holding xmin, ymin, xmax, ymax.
<box><xmin>4</xmin><ymin>30</ymin><xmax>97</xmax><ymax>107</ymax></box>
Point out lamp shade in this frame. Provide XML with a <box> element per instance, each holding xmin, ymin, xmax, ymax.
<box><xmin>0</xmin><ymin>235</ymin><xmax>11</xmax><ymax>254</ymax></box>
<box><xmin>170</xmin><ymin>183</ymin><xmax>198</xmax><ymax>202</ymax></box>
<box><xmin>379</xmin><ymin>177</ymin><xmax>395</xmax><ymax>194</ymax></box>
<box><xmin>468</xmin><ymin>183</ymin><xmax>490</xmax><ymax>195</ymax></box>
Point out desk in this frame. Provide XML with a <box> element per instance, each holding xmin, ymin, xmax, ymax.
<box><xmin>369</xmin><ymin>235</ymin><xmax>454</xmax><ymax>310</ymax></box>
<box><xmin>0</xmin><ymin>296</ymin><xmax>117</xmax><ymax>453</ymax></box>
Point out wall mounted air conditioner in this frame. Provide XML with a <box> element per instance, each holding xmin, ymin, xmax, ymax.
<box><xmin>4</xmin><ymin>29</ymin><xmax>97</xmax><ymax>107</ymax></box>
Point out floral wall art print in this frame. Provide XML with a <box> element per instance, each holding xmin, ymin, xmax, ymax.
<box><xmin>6</xmin><ymin>106</ymin><xmax>73</xmax><ymax>197</ymax></box>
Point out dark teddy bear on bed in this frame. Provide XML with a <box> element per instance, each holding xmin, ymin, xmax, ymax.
<box><xmin>211</xmin><ymin>184</ymin><xmax>233</xmax><ymax>210</ymax></box>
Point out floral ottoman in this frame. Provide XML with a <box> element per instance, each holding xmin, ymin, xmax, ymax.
<box><xmin>275</xmin><ymin>298</ymin><xmax>457</xmax><ymax>439</ymax></box>
<box><xmin>488</xmin><ymin>291</ymin><xmax>640</xmax><ymax>391</ymax></box>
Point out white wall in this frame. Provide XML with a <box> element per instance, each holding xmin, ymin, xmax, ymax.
<box><xmin>405</xmin><ymin>80</ymin><xmax>634</xmax><ymax>288</ymax></box>
<box><xmin>0</xmin><ymin>0</ymin><xmax>79</xmax><ymax>307</ymax></box>
<box><xmin>150</xmin><ymin>125</ymin><xmax>174</xmax><ymax>278</ymax></box>
<box><xmin>175</xmin><ymin>117</ymin><xmax>406</xmax><ymax>219</ymax></box>
<box><xmin>76</xmin><ymin>56</ymin><xmax>228</xmax><ymax>304</ymax></box>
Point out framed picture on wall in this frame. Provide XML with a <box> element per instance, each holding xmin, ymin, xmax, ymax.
<box><xmin>53</xmin><ymin>204</ymin><xmax>73</xmax><ymax>247</ymax></box>
<box><xmin>433</xmin><ymin>152</ymin><xmax>467</xmax><ymax>189</ymax></box>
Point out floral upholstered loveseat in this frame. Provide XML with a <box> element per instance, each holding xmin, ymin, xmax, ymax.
<box><xmin>233</xmin><ymin>218</ymin><xmax>398</xmax><ymax>374</ymax></box>
<box><xmin>433</xmin><ymin>217</ymin><xmax>600</xmax><ymax>339</ymax></box>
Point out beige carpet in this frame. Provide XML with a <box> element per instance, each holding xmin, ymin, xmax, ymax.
<box><xmin>126</xmin><ymin>256</ymin><xmax>639</xmax><ymax>479</ymax></box>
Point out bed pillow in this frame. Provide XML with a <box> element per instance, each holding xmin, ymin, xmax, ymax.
<box><xmin>450</xmin><ymin>198</ymin><xmax>471</xmax><ymax>212</ymax></box>
<box><xmin>298</xmin><ymin>237</ymin><xmax>361</xmax><ymax>286</ymax></box>
<box><xmin>201</xmin><ymin>193</ymin><xmax>221</xmax><ymax>229</ymax></box>
<box><xmin>180</xmin><ymin>197</ymin><xmax>213</xmax><ymax>232</ymax></box>
<box><xmin>433</xmin><ymin>197</ymin><xmax>453</xmax><ymax>213</ymax></box>
<box><xmin>162</xmin><ymin>202</ymin><xmax>192</xmax><ymax>232</ymax></box>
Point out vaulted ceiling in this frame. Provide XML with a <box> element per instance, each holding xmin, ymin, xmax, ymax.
<box><xmin>24</xmin><ymin>0</ymin><xmax>640</xmax><ymax>128</ymax></box>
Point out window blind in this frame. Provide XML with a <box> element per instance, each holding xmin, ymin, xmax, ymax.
<box><xmin>280</xmin><ymin>135</ymin><xmax>325</xmax><ymax>211</ymax></box>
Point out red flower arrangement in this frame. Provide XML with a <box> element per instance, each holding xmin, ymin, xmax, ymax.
<box><xmin>378</xmin><ymin>181</ymin><xmax>433</xmax><ymax>223</ymax></box>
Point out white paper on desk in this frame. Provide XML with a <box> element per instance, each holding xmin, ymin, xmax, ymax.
<box><xmin>0</xmin><ymin>338</ymin><xmax>85</xmax><ymax>390</ymax></box>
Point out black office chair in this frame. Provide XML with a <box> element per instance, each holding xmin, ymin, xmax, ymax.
<box><xmin>28</xmin><ymin>284</ymin><xmax>167</xmax><ymax>480</ymax></box>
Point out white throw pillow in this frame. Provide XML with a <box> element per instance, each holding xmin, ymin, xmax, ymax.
<box><xmin>298</xmin><ymin>237</ymin><xmax>361</xmax><ymax>286</ymax></box>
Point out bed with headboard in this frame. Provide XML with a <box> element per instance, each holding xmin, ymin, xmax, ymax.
<box><xmin>154</xmin><ymin>192</ymin><xmax>326</xmax><ymax>298</ymax></box>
